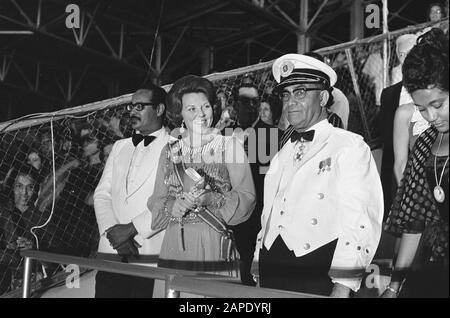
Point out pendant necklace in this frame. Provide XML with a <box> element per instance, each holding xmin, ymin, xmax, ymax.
<box><xmin>433</xmin><ymin>133</ymin><xmax>449</xmax><ymax>203</ymax></box>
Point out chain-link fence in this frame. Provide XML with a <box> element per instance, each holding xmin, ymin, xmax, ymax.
<box><xmin>0</xmin><ymin>19</ymin><xmax>448</xmax><ymax>296</ymax></box>
<box><xmin>316</xmin><ymin>19</ymin><xmax>449</xmax><ymax>143</ymax></box>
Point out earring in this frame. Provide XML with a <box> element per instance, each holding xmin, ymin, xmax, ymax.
<box><xmin>179</xmin><ymin>120</ymin><xmax>186</xmax><ymax>134</ymax></box>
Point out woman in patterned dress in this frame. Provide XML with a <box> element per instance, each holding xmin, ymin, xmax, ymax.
<box><xmin>383</xmin><ymin>28</ymin><xmax>449</xmax><ymax>298</ymax></box>
<box><xmin>148</xmin><ymin>75</ymin><xmax>256</xmax><ymax>275</ymax></box>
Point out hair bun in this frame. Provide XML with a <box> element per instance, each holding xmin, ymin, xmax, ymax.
<box><xmin>418</xmin><ymin>28</ymin><xmax>449</xmax><ymax>54</ymax></box>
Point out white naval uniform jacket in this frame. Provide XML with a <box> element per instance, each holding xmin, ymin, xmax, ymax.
<box><xmin>254</xmin><ymin>120</ymin><xmax>383</xmax><ymax>291</ymax></box>
<box><xmin>94</xmin><ymin>127</ymin><xmax>169</xmax><ymax>262</ymax></box>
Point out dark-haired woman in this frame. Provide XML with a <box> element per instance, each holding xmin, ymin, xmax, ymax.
<box><xmin>428</xmin><ymin>2</ymin><xmax>445</xmax><ymax>22</ymax></box>
<box><xmin>148</xmin><ymin>75</ymin><xmax>256</xmax><ymax>275</ymax></box>
<box><xmin>383</xmin><ymin>28</ymin><xmax>449</xmax><ymax>298</ymax></box>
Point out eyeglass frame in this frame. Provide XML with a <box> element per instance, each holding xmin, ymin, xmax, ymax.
<box><xmin>126</xmin><ymin>102</ymin><xmax>156</xmax><ymax>111</ymax></box>
<box><xmin>237</xmin><ymin>96</ymin><xmax>260</xmax><ymax>108</ymax></box>
<box><xmin>278</xmin><ymin>87</ymin><xmax>324</xmax><ymax>102</ymax></box>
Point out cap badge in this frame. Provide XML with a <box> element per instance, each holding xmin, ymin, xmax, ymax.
<box><xmin>280</xmin><ymin>60</ymin><xmax>294</xmax><ymax>78</ymax></box>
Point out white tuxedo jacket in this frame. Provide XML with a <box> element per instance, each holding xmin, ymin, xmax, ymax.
<box><xmin>255</xmin><ymin>120</ymin><xmax>383</xmax><ymax>291</ymax></box>
<box><xmin>94</xmin><ymin>128</ymin><xmax>169</xmax><ymax>260</ymax></box>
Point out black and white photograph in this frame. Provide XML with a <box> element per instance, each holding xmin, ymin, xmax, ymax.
<box><xmin>0</xmin><ymin>0</ymin><xmax>448</xmax><ymax>302</ymax></box>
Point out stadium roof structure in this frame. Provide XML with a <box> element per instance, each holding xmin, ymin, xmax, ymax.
<box><xmin>0</xmin><ymin>0</ymin><xmax>434</xmax><ymax>119</ymax></box>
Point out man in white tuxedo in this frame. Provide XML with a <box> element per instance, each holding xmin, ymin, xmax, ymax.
<box><xmin>254</xmin><ymin>54</ymin><xmax>383</xmax><ymax>297</ymax></box>
<box><xmin>94</xmin><ymin>83</ymin><xmax>169</xmax><ymax>297</ymax></box>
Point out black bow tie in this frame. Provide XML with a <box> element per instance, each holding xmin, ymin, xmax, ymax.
<box><xmin>290</xmin><ymin>129</ymin><xmax>315</xmax><ymax>143</ymax></box>
<box><xmin>132</xmin><ymin>131</ymin><xmax>156</xmax><ymax>147</ymax></box>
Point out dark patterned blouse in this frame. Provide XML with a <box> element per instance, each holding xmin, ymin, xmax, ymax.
<box><xmin>385</xmin><ymin>127</ymin><xmax>448</xmax><ymax>264</ymax></box>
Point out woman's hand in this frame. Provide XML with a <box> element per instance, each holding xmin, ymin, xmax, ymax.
<box><xmin>16</xmin><ymin>237</ymin><xmax>33</xmax><ymax>250</ymax></box>
<box><xmin>380</xmin><ymin>286</ymin><xmax>399</xmax><ymax>298</ymax></box>
<box><xmin>193</xmin><ymin>190</ymin><xmax>214</xmax><ymax>208</ymax></box>
<box><xmin>171</xmin><ymin>192</ymin><xmax>197</xmax><ymax>218</ymax></box>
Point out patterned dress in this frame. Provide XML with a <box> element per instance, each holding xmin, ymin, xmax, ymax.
<box><xmin>148</xmin><ymin>134</ymin><xmax>256</xmax><ymax>275</ymax></box>
<box><xmin>384</xmin><ymin>127</ymin><xmax>449</xmax><ymax>297</ymax></box>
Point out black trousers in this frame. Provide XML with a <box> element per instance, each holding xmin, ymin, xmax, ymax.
<box><xmin>259</xmin><ymin>236</ymin><xmax>337</xmax><ymax>296</ymax></box>
<box><xmin>230</xmin><ymin>220</ymin><xmax>260</xmax><ymax>286</ymax></box>
<box><xmin>95</xmin><ymin>271</ymin><xmax>155</xmax><ymax>298</ymax></box>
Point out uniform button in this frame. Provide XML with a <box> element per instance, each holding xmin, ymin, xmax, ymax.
<box><xmin>357</xmin><ymin>246</ymin><xmax>361</xmax><ymax>251</ymax></box>
<box><xmin>278</xmin><ymin>225</ymin><xmax>284</xmax><ymax>230</ymax></box>
<box><xmin>345</xmin><ymin>242</ymin><xmax>350</xmax><ymax>246</ymax></box>
<box><xmin>304</xmin><ymin>243</ymin><xmax>310</xmax><ymax>250</ymax></box>
<box><xmin>360</xmin><ymin>225</ymin><xmax>365</xmax><ymax>229</ymax></box>
<box><xmin>280</xmin><ymin>211</ymin><xmax>285</xmax><ymax>216</ymax></box>
<box><xmin>365</xmin><ymin>249</ymin><xmax>370</xmax><ymax>254</ymax></box>
<box><xmin>311</xmin><ymin>218</ymin><xmax>318</xmax><ymax>225</ymax></box>
<box><xmin>317</xmin><ymin>193</ymin><xmax>325</xmax><ymax>200</ymax></box>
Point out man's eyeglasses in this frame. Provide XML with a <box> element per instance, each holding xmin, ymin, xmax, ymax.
<box><xmin>237</xmin><ymin>96</ymin><xmax>260</xmax><ymax>108</ymax></box>
<box><xmin>126</xmin><ymin>102</ymin><xmax>155</xmax><ymax>111</ymax></box>
<box><xmin>279</xmin><ymin>87</ymin><xmax>323</xmax><ymax>102</ymax></box>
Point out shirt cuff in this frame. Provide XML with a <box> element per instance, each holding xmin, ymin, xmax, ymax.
<box><xmin>331</xmin><ymin>277</ymin><xmax>362</xmax><ymax>292</ymax></box>
<box><xmin>132</xmin><ymin>210</ymin><xmax>152</xmax><ymax>239</ymax></box>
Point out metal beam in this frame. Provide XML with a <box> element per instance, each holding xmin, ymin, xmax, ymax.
<box><xmin>0</xmin><ymin>79</ymin><xmax>65</xmax><ymax>104</ymax></box>
<box><xmin>160</xmin><ymin>24</ymin><xmax>189</xmax><ymax>74</ymax></box>
<box><xmin>0</xmin><ymin>31</ymin><xmax>34</xmax><ymax>34</ymax></box>
<box><xmin>225</xmin><ymin>0</ymin><xmax>302</xmax><ymax>33</ymax></box>
<box><xmin>11</xmin><ymin>60</ymin><xmax>33</xmax><ymax>90</ymax></box>
<box><xmin>307</xmin><ymin>0</ymin><xmax>353</xmax><ymax>33</ymax></box>
<box><xmin>253</xmin><ymin>39</ymin><xmax>286</xmax><ymax>55</ymax></box>
<box><xmin>0</xmin><ymin>13</ymin><xmax>148</xmax><ymax>76</ymax></box>
<box><xmin>266</xmin><ymin>0</ymin><xmax>300</xmax><ymax>28</ymax></box>
<box><xmin>307</xmin><ymin>0</ymin><xmax>329</xmax><ymax>30</ymax></box>
<box><xmin>10</xmin><ymin>0</ymin><xmax>34</xmax><ymax>26</ymax></box>
<box><xmin>388</xmin><ymin>0</ymin><xmax>414</xmax><ymax>23</ymax></box>
<box><xmin>350</xmin><ymin>0</ymin><xmax>364</xmax><ymax>39</ymax></box>
<box><xmin>162</xmin><ymin>1</ymin><xmax>229</xmax><ymax>31</ymax></box>
<box><xmin>214</xmin><ymin>24</ymin><xmax>272</xmax><ymax>50</ymax></box>
<box><xmin>0</xmin><ymin>52</ymin><xmax>14</xmax><ymax>81</ymax></box>
<box><xmin>297</xmin><ymin>0</ymin><xmax>309</xmax><ymax>53</ymax></box>
<box><xmin>261</xmin><ymin>32</ymin><xmax>290</xmax><ymax>60</ymax></box>
<box><xmin>389</xmin><ymin>12</ymin><xmax>419</xmax><ymax>26</ymax></box>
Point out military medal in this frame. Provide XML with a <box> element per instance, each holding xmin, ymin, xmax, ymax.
<box><xmin>317</xmin><ymin>157</ymin><xmax>332</xmax><ymax>175</ymax></box>
<box><xmin>433</xmin><ymin>134</ymin><xmax>449</xmax><ymax>204</ymax></box>
<box><xmin>294</xmin><ymin>140</ymin><xmax>306</xmax><ymax>164</ymax></box>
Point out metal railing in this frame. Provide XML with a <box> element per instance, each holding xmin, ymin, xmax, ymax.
<box><xmin>19</xmin><ymin>250</ymin><xmax>324</xmax><ymax>298</ymax></box>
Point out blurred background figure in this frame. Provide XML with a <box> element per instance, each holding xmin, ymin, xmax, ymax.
<box><xmin>428</xmin><ymin>2</ymin><xmax>445</xmax><ymax>22</ymax></box>
<box><xmin>391</xmin><ymin>34</ymin><xmax>418</xmax><ymax>85</ymax></box>
<box><xmin>27</xmin><ymin>151</ymin><xmax>42</xmax><ymax>172</ymax></box>
<box><xmin>0</xmin><ymin>165</ymin><xmax>47</xmax><ymax>294</ymax></box>
<box><xmin>259</xmin><ymin>95</ymin><xmax>282</xmax><ymax>127</ymax></box>
<box><xmin>215</xmin><ymin>88</ymin><xmax>237</xmax><ymax>131</ymax></box>
<box><xmin>227</xmin><ymin>77</ymin><xmax>280</xmax><ymax>286</ymax></box>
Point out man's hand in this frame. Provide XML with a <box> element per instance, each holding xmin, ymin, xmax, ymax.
<box><xmin>329</xmin><ymin>282</ymin><xmax>352</xmax><ymax>298</ymax></box>
<box><xmin>250</xmin><ymin>260</ymin><xmax>260</xmax><ymax>286</ymax></box>
<box><xmin>105</xmin><ymin>223</ymin><xmax>138</xmax><ymax>249</ymax></box>
<box><xmin>115</xmin><ymin>239</ymin><xmax>141</xmax><ymax>258</ymax></box>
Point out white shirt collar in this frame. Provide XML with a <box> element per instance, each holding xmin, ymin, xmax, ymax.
<box><xmin>307</xmin><ymin>118</ymin><xmax>329</xmax><ymax>132</ymax></box>
<box><xmin>136</xmin><ymin>126</ymin><xmax>164</xmax><ymax>138</ymax></box>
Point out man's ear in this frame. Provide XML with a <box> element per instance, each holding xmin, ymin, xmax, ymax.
<box><xmin>156</xmin><ymin>103</ymin><xmax>165</xmax><ymax>117</ymax></box>
<box><xmin>319</xmin><ymin>90</ymin><xmax>330</xmax><ymax>108</ymax></box>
